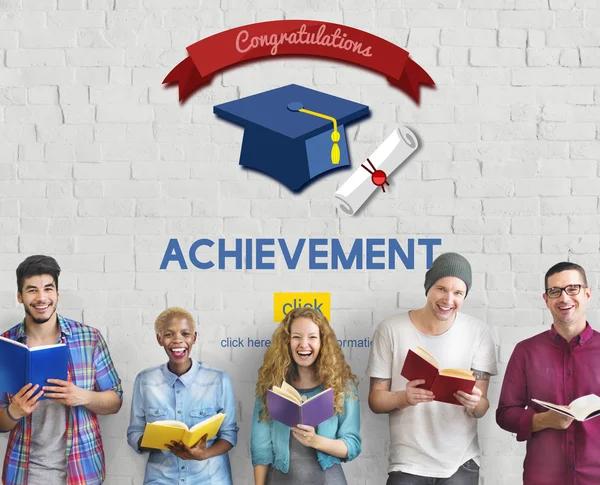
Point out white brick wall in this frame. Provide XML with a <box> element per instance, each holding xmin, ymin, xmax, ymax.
<box><xmin>1</xmin><ymin>1</ymin><xmax>599</xmax><ymax>484</ymax></box>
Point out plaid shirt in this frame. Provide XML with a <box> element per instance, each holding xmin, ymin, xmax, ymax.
<box><xmin>0</xmin><ymin>315</ymin><xmax>123</xmax><ymax>485</ymax></box>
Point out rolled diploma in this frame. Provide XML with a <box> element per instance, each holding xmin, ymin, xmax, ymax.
<box><xmin>334</xmin><ymin>126</ymin><xmax>419</xmax><ymax>215</ymax></box>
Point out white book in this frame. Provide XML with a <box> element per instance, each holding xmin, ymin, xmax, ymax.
<box><xmin>532</xmin><ymin>394</ymin><xmax>600</xmax><ymax>422</ymax></box>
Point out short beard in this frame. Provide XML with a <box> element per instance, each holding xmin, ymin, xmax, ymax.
<box><xmin>24</xmin><ymin>304</ymin><xmax>56</xmax><ymax>325</ymax></box>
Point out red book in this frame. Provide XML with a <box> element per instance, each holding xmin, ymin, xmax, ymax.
<box><xmin>400</xmin><ymin>346</ymin><xmax>475</xmax><ymax>406</ymax></box>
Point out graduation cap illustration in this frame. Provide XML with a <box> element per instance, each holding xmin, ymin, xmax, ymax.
<box><xmin>213</xmin><ymin>84</ymin><xmax>370</xmax><ymax>192</ymax></box>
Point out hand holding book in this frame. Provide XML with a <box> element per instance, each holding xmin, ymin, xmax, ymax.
<box><xmin>405</xmin><ymin>379</ymin><xmax>434</xmax><ymax>406</ymax></box>
<box><xmin>290</xmin><ymin>424</ymin><xmax>318</xmax><ymax>448</ymax></box>
<box><xmin>166</xmin><ymin>434</ymin><xmax>210</xmax><ymax>461</ymax></box>
<box><xmin>6</xmin><ymin>383</ymin><xmax>44</xmax><ymax>421</ymax></box>
<box><xmin>454</xmin><ymin>384</ymin><xmax>483</xmax><ymax>415</ymax></box>
<box><xmin>534</xmin><ymin>409</ymin><xmax>575</xmax><ymax>431</ymax></box>
<box><xmin>42</xmin><ymin>379</ymin><xmax>91</xmax><ymax>407</ymax></box>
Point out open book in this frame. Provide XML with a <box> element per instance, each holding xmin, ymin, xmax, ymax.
<box><xmin>533</xmin><ymin>394</ymin><xmax>600</xmax><ymax>422</ymax></box>
<box><xmin>0</xmin><ymin>336</ymin><xmax>69</xmax><ymax>400</ymax></box>
<box><xmin>141</xmin><ymin>412</ymin><xmax>226</xmax><ymax>450</ymax></box>
<box><xmin>400</xmin><ymin>346</ymin><xmax>475</xmax><ymax>406</ymax></box>
<box><xmin>267</xmin><ymin>381</ymin><xmax>334</xmax><ymax>428</ymax></box>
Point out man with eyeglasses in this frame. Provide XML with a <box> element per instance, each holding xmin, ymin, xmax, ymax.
<box><xmin>497</xmin><ymin>261</ymin><xmax>600</xmax><ymax>485</ymax></box>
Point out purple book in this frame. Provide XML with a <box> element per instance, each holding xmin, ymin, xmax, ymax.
<box><xmin>267</xmin><ymin>387</ymin><xmax>334</xmax><ymax>428</ymax></box>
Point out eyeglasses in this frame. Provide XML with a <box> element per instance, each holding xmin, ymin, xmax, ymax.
<box><xmin>545</xmin><ymin>284</ymin><xmax>587</xmax><ymax>299</ymax></box>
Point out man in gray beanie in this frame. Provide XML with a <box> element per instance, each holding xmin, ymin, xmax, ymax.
<box><xmin>366</xmin><ymin>252</ymin><xmax>497</xmax><ymax>485</ymax></box>
<box><xmin>423</xmin><ymin>252</ymin><xmax>472</xmax><ymax>298</ymax></box>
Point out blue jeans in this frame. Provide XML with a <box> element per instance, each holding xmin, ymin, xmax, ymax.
<box><xmin>386</xmin><ymin>460</ymin><xmax>480</xmax><ymax>485</ymax></box>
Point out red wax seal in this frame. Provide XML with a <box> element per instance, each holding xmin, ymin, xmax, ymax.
<box><xmin>361</xmin><ymin>159</ymin><xmax>390</xmax><ymax>193</ymax></box>
<box><xmin>372</xmin><ymin>170</ymin><xmax>387</xmax><ymax>187</ymax></box>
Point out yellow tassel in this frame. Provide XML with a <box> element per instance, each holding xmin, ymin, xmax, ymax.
<box><xmin>299</xmin><ymin>108</ymin><xmax>340</xmax><ymax>165</ymax></box>
<box><xmin>331</xmin><ymin>131</ymin><xmax>340</xmax><ymax>164</ymax></box>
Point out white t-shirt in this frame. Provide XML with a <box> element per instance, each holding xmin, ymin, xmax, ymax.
<box><xmin>366</xmin><ymin>312</ymin><xmax>497</xmax><ymax>478</ymax></box>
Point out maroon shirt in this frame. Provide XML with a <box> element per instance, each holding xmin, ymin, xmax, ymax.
<box><xmin>497</xmin><ymin>324</ymin><xmax>600</xmax><ymax>485</ymax></box>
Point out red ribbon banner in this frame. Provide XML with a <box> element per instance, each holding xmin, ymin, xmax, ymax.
<box><xmin>164</xmin><ymin>20</ymin><xmax>435</xmax><ymax>104</ymax></box>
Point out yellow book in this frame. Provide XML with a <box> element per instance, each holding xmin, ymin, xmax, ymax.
<box><xmin>140</xmin><ymin>413</ymin><xmax>226</xmax><ymax>450</ymax></box>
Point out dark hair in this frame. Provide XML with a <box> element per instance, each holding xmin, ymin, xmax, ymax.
<box><xmin>545</xmin><ymin>261</ymin><xmax>587</xmax><ymax>289</ymax></box>
<box><xmin>16</xmin><ymin>255</ymin><xmax>61</xmax><ymax>292</ymax></box>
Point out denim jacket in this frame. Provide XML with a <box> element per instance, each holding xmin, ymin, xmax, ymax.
<box><xmin>250</xmin><ymin>385</ymin><xmax>361</xmax><ymax>473</ymax></box>
<box><xmin>127</xmin><ymin>360</ymin><xmax>238</xmax><ymax>485</ymax></box>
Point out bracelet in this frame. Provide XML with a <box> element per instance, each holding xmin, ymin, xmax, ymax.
<box><xmin>5</xmin><ymin>404</ymin><xmax>21</xmax><ymax>422</ymax></box>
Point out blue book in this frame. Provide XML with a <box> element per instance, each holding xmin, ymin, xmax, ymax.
<box><xmin>0</xmin><ymin>336</ymin><xmax>69</xmax><ymax>400</ymax></box>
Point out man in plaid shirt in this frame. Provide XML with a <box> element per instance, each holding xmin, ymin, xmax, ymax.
<box><xmin>0</xmin><ymin>255</ymin><xmax>123</xmax><ymax>485</ymax></box>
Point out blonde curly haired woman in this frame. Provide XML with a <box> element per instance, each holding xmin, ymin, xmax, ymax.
<box><xmin>251</xmin><ymin>307</ymin><xmax>361</xmax><ymax>485</ymax></box>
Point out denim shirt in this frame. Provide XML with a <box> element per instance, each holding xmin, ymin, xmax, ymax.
<box><xmin>251</xmin><ymin>385</ymin><xmax>361</xmax><ymax>473</ymax></box>
<box><xmin>127</xmin><ymin>360</ymin><xmax>238</xmax><ymax>485</ymax></box>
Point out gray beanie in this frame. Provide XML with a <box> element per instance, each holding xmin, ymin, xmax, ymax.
<box><xmin>424</xmin><ymin>252</ymin><xmax>472</xmax><ymax>297</ymax></box>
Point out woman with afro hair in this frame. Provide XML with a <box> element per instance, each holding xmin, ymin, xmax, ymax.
<box><xmin>251</xmin><ymin>307</ymin><xmax>361</xmax><ymax>485</ymax></box>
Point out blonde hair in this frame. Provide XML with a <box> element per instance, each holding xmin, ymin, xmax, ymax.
<box><xmin>154</xmin><ymin>307</ymin><xmax>196</xmax><ymax>334</ymax></box>
<box><xmin>255</xmin><ymin>307</ymin><xmax>358</xmax><ymax>422</ymax></box>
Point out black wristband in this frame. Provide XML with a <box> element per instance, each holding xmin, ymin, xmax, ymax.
<box><xmin>5</xmin><ymin>404</ymin><xmax>21</xmax><ymax>422</ymax></box>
